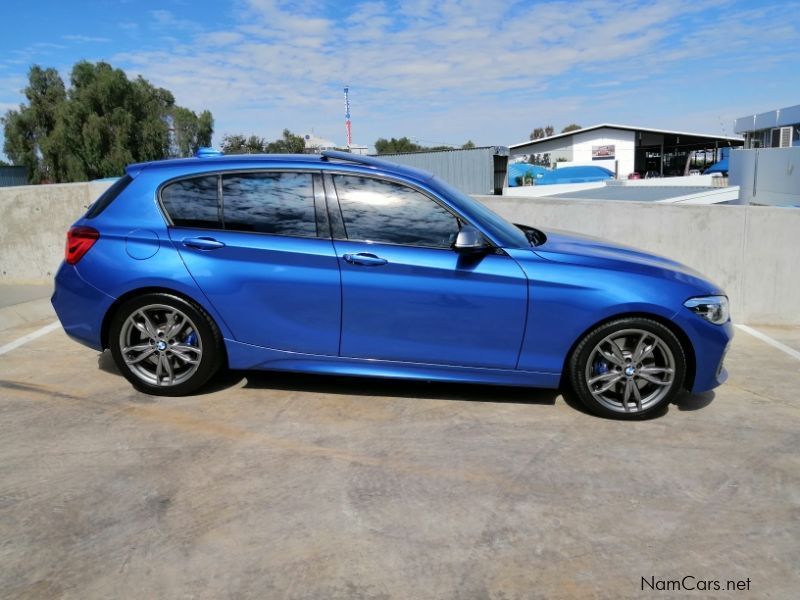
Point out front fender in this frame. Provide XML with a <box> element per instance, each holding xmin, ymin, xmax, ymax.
<box><xmin>506</xmin><ymin>249</ymin><xmax>692</xmax><ymax>374</ymax></box>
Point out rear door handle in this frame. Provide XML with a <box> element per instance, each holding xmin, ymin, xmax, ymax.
<box><xmin>343</xmin><ymin>252</ymin><xmax>388</xmax><ymax>266</ymax></box>
<box><xmin>182</xmin><ymin>236</ymin><xmax>226</xmax><ymax>250</ymax></box>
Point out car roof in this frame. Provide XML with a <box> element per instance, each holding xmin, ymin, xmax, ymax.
<box><xmin>125</xmin><ymin>151</ymin><xmax>435</xmax><ymax>185</ymax></box>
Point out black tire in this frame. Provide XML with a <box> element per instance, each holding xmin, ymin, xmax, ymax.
<box><xmin>567</xmin><ymin>317</ymin><xmax>687</xmax><ymax>419</ymax></box>
<box><xmin>109</xmin><ymin>292</ymin><xmax>224</xmax><ymax>396</ymax></box>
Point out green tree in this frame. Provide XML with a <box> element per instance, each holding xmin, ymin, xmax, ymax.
<box><xmin>374</xmin><ymin>137</ymin><xmax>425</xmax><ymax>154</ymax></box>
<box><xmin>52</xmin><ymin>62</ymin><xmax>175</xmax><ymax>181</ymax></box>
<box><xmin>2</xmin><ymin>65</ymin><xmax>66</xmax><ymax>182</ymax></box>
<box><xmin>266</xmin><ymin>129</ymin><xmax>305</xmax><ymax>153</ymax></box>
<box><xmin>220</xmin><ymin>133</ymin><xmax>268</xmax><ymax>154</ymax></box>
<box><xmin>528</xmin><ymin>152</ymin><xmax>551</xmax><ymax>167</ymax></box>
<box><xmin>529</xmin><ymin>125</ymin><xmax>555</xmax><ymax>141</ymax></box>
<box><xmin>561</xmin><ymin>123</ymin><xmax>581</xmax><ymax>133</ymax></box>
<box><xmin>171</xmin><ymin>107</ymin><xmax>214</xmax><ymax>157</ymax></box>
<box><xmin>461</xmin><ymin>140</ymin><xmax>476</xmax><ymax>149</ymax></box>
<box><xmin>220</xmin><ymin>130</ymin><xmax>306</xmax><ymax>154</ymax></box>
<box><xmin>2</xmin><ymin>61</ymin><xmax>214</xmax><ymax>183</ymax></box>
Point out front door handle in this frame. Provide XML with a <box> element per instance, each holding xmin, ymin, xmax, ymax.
<box><xmin>182</xmin><ymin>237</ymin><xmax>226</xmax><ymax>250</ymax></box>
<box><xmin>343</xmin><ymin>252</ymin><xmax>388</xmax><ymax>266</ymax></box>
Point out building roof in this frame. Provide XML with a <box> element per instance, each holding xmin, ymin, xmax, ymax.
<box><xmin>734</xmin><ymin>104</ymin><xmax>800</xmax><ymax>134</ymax></box>
<box><xmin>509</xmin><ymin>124</ymin><xmax>742</xmax><ymax>149</ymax></box>
<box><xmin>373</xmin><ymin>145</ymin><xmax>508</xmax><ymax>157</ymax></box>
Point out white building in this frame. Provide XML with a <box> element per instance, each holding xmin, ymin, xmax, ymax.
<box><xmin>303</xmin><ymin>133</ymin><xmax>337</xmax><ymax>152</ymax></box>
<box><xmin>734</xmin><ymin>104</ymin><xmax>800</xmax><ymax>148</ymax></box>
<box><xmin>303</xmin><ymin>133</ymin><xmax>370</xmax><ymax>155</ymax></box>
<box><xmin>509</xmin><ymin>124</ymin><xmax>742</xmax><ymax>178</ymax></box>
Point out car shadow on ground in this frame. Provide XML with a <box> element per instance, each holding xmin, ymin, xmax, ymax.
<box><xmin>97</xmin><ymin>350</ymin><xmax>714</xmax><ymax>415</ymax></box>
<box><xmin>98</xmin><ymin>350</ymin><xmax>558</xmax><ymax>405</ymax></box>
<box><xmin>238</xmin><ymin>370</ymin><xmax>561</xmax><ymax>406</ymax></box>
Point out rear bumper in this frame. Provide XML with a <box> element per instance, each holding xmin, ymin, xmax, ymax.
<box><xmin>51</xmin><ymin>263</ymin><xmax>116</xmax><ymax>351</ymax></box>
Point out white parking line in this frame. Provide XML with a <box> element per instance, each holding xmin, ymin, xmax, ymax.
<box><xmin>0</xmin><ymin>321</ymin><xmax>61</xmax><ymax>356</ymax></box>
<box><xmin>735</xmin><ymin>324</ymin><xmax>800</xmax><ymax>361</ymax></box>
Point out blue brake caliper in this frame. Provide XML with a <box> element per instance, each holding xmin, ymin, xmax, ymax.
<box><xmin>183</xmin><ymin>332</ymin><xmax>198</xmax><ymax>346</ymax></box>
<box><xmin>592</xmin><ymin>359</ymin><xmax>610</xmax><ymax>382</ymax></box>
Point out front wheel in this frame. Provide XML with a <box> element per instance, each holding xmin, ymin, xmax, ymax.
<box><xmin>109</xmin><ymin>293</ymin><xmax>224</xmax><ymax>396</ymax></box>
<box><xmin>568</xmin><ymin>318</ymin><xmax>687</xmax><ymax>419</ymax></box>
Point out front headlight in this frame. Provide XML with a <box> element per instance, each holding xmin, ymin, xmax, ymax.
<box><xmin>684</xmin><ymin>295</ymin><xmax>730</xmax><ymax>325</ymax></box>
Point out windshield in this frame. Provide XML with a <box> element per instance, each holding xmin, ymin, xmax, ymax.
<box><xmin>428</xmin><ymin>177</ymin><xmax>530</xmax><ymax>248</ymax></box>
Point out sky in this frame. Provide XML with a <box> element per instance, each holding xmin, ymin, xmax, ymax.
<box><xmin>1</xmin><ymin>0</ymin><xmax>799</xmax><ymax>156</ymax></box>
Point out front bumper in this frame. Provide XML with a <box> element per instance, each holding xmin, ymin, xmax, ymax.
<box><xmin>674</xmin><ymin>311</ymin><xmax>734</xmax><ymax>393</ymax></box>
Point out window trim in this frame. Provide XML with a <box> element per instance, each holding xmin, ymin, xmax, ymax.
<box><xmin>157</xmin><ymin>168</ymin><xmax>330</xmax><ymax>240</ymax></box>
<box><xmin>85</xmin><ymin>174</ymin><xmax>133</xmax><ymax>219</ymax></box>
<box><xmin>324</xmin><ymin>169</ymin><xmax>494</xmax><ymax>251</ymax></box>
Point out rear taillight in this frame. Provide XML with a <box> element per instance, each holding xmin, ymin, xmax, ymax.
<box><xmin>65</xmin><ymin>226</ymin><xmax>100</xmax><ymax>265</ymax></box>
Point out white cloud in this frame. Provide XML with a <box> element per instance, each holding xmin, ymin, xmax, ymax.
<box><xmin>201</xmin><ymin>31</ymin><xmax>244</xmax><ymax>46</ymax></box>
<box><xmin>62</xmin><ymin>35</ymin><xmax>111</xmax><ymax>43</ymax></box>
<box><xmin>5</xmin><ymin>0</ymin><xmax>797</xmax><ymax>148</ymax></box>
<box><xmin>150</xmin><ymin>9</ymin><xmax>175</xmax><ymax>25</ymax></box>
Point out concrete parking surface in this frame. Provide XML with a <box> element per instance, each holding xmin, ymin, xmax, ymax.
<box><xmin>1</xmin><ymin>316</ymin><xmax>798</xmax><ymax>599</ymax></box>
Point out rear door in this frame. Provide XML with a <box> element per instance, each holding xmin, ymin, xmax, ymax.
<box><xmin>326</xmin><ymin>173</ymin><xmax>528</xmax><ymax>369</ymax></box>
<box><xmin>163</xmin><ymin>171</ymin><xmax>341</xmax><ymax>355</ymax></box>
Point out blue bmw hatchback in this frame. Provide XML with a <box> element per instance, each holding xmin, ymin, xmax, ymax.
<box><xmin>53</xmin><ymin>150</ymin><xmax>732</xmax><ymax>418</ymax></box>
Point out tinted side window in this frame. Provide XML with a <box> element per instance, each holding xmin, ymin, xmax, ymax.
<box><xmin>86</xmin><ymin>175</ymin><xmax>133</xmax><ymax>218</ymax></box>
<box><xmin>161</xmin><ymin>176</ymin><xmax>222</xmax><ymax>228</ymax></box>
<box><xmin>333</xmin><ymin>175</ymin><xmax>459</xmax><ymax>248</ymax></box>
<box><xmin>222</xmin><ymin>172</ymin><xmax>316</xmax><ymax>237</ymax></box>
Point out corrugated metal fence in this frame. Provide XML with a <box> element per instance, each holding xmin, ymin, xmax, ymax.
<box><xmin>0</xmin><ymin>167</ymin><xmax>27</xmax><ymax>187</ymax></box>
<box><xmin>374</xmin><ymin>147</ymin><xmax>508</xmax><ymax>195</ymax></box>
<box><xmin>729</xmin><ymin>148</ymin><xmax>800</xmax><ymax>207</ymax></box>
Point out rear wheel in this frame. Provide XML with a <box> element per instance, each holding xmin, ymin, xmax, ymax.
<box><xmin>568</xmin><ymin>318</ymin><xmax>686</xmax><ymax>419</ymax></box>
<box><xmin>109</xmin><ymin>293</ymin><xmax>223</xmax><ymax>396</ymax></box>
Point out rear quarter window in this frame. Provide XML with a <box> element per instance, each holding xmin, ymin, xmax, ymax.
<box><xmin>161</xmin><ymin>176</ymin><xmax>222</xmax><ymax>229</ymax></box>
<box><xmin>85</xmin><ymin>175</ymin><xmax>133</xmax><ymax>219</ymax></box>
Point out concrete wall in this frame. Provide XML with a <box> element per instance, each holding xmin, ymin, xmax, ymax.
<box><xmin>730</xmin><ymin>147</ymin><xmax>800</xmax><ymax>206</ymax></box>
<box><xmin>0</xmin><ymin>181</ymin><xmax>112</xmax><ymax>283</ymax></box>
<box><xmin>476</xmin><ymin>195</ymin><xmax>800</xmax><ymax>326</ymax></box>
<box><xmin>0</xmin><ymin>180</ymin><xmax>797</xmax><ymax>325</ymax></box>
<box><xmin>503</xmin><ymin>182</ymin><xmax>606</xmax><ymax>197</ymax></box>
<box><xmin>616</xmin><ymin>174</ymin><xmax>718</xmax><ymax>187</ymax></box>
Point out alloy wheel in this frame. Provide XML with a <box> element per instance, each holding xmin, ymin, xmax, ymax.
<box><xmin>583</xmin><ymin>328</ymin><xmax>676</xmax><ymax>414</ymax></box>
<box><xmin>118</xmin><ymin>303</ymin><xmax>203</xmax><ymax>387</ymax></box>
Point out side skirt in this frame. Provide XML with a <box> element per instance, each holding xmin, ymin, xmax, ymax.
<box><xmin>224</xmin><ymin>339</ymin><xmax>561</xmax><ymax>389</ymax></box>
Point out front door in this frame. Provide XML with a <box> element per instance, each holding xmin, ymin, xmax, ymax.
<box><xmin>328</xmin><ymin>173</ymin><xmax>527</xmax><ymax>369</ymax></box>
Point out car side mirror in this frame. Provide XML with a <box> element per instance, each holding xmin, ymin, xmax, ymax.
<box><xmin>453</xmin><ymin>225</ymin><xmax>490</xmax><ymax>253</ymax></box>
